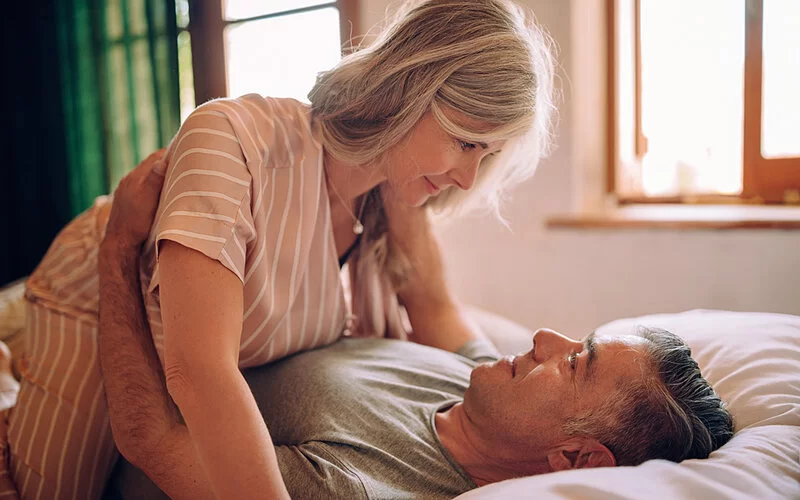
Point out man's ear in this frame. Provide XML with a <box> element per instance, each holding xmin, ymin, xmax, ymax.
<box><xmin>546</xmin><ymin>437</ymin><xmax>616</xmax><ymax>472</ymax></box>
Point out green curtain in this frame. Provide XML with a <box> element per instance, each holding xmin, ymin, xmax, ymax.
<box><xmin>55</xmin><ymin>0</ymin><xmax>181</xmax><ymax>215</ymax></box>
<box><xmin>0</xmin><ymin>0</ymin><xmax>180</xmax><ymax>285</ymax></box>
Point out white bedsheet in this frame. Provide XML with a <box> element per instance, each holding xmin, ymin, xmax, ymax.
<box><xmin>459</xmin><ymin>310</ymin><xmax>800</xmax><ymax>500</ymax></box>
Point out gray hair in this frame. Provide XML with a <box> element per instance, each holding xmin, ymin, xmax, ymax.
<box><xmin>564</xmin><ymin>327</ymin><xmax>734</xmax><ymax>466</ymax></box>
<box><xmin>308</xmin><ymin>0</ymin><xmax>557</xmax><ymax>287</ymax></box>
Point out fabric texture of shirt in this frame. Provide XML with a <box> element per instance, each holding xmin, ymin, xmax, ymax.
<box><xmin>110</xmin><ymin>338</ymin><xmax>501</xmax><ymax>499</ymax></box>
<box><xmin>140</xmin><ymin>94</ymin><xmax>405</xmax><ymax>368</ymax></box>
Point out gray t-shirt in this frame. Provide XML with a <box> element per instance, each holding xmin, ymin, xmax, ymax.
<box><xmin>108</xmin><ymin>338</ymin><xmax>500</xmax><ymax>499</ymax></box>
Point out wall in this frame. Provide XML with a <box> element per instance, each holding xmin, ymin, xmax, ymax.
<box><xmin>358</xmin><ymin>0</ymin><xmax>800</xmax><ymax>334</ymax></box>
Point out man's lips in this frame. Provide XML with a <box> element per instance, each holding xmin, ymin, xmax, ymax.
<box><xmin>500</xmin><ymin>356</ymin><xmax>517</xmax><ymax>377</ymax></box>
<box><xmin>424</xmin><ymin>176</ymin><xmax>440</xmax><ymax>195</ymax></box>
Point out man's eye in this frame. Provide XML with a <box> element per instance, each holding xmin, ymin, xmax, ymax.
<box><xmin>457</xmin><ymin>140</ymin><xmax>477</xmax><ymax>152</ymax></box>
<box><xmin>568</xmin><ymin>352</ymin><xmax>578</xmax><ymax>370</ymax></box>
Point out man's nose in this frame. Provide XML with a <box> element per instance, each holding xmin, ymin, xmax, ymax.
<box><xmin>531</xmin><ymin>328</ymin><xmax>580</xmax><ymax>362</ymax></box>
<box><xmin>448</xmin><ymin>161</ymin><xmax>480</xmax><ymax>191</ymax></box>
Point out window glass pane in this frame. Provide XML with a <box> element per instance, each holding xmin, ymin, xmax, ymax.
<box><xmin>639</xmin><ymin>0</ymin><xmax>745</xmax><ymax>196</ymax></box>
<box><xmin>177</xmin><ymin>30</ymin><xmax>196</xmax><ymax>123</ymax></box>
<box><xmin>176</xmin><ymin>0</ymin><xmax>190</xmax><ymax>29</ymax></box>
<box><xmin>225</xmin><ymin>8</ymin><xmax>341</xmax><ymax>102</ymax></box>
<box><xmin>762</xmin><ymin>0</ymin><xmax>800</xmax><ymax>158</ymax></box>
<box><xmin>224</xmin><ymin>0</ymin><xmax>334</xmax><ymax>21</ymax></box>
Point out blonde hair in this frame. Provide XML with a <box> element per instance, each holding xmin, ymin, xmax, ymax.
<box><xmin>308</xmin><ymin>0</ymin><xmax>556</xmax><ymax>287</ymax></box>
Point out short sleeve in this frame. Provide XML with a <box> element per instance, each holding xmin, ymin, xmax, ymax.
<box><xmin>276</xmin><ymin>443</ymin><xmax>368</xmax><ymax>499</ymax></box>
<box><xmin>152</xmin><ymin>100</ymin><xmax>257</xmax><ymax>285</ymax></box>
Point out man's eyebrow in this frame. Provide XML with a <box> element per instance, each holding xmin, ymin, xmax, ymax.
<box><xmin>583</xmin><ymin>332</ymin><xmax>598</xmax><ymax>382</ymax></box>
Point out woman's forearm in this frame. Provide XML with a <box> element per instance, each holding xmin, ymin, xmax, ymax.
<box><xmin>167</xmin><ymin>362</ymin><xmax>289</xmax><ymax>499</ymax></box>
<box><xmin>403</xmin><ymin>297</ymin><xmax>485</xmax><ymax>353</ymax></box>
<box><xmin>391</xmin><ymin>217</ymin><xmax>484</xmax><ymax>352</ymax></box>
<box><xmin>158</xmin><ymin>241</ymin><xmax>290</xmax><ymax>499</ymax></box>
<box><xmin>97</xmin><ymin>240</ymin><xmax>213</xmax><ymax>499</ymax></box>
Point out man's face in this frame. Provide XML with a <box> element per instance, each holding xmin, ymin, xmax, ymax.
<box><xmin>463</xmin><ymin>329</ymin><xmax>652</xmax><ymax>451</ymax></box>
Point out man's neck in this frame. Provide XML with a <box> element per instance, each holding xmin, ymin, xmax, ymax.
<box><xmin>435</xmin><ymin>403</ymin><xmax>551</xmax><ymax>486</ymax></box>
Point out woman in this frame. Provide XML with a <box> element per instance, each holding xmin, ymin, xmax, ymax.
<box><xmin>6</xmin><ymin>0</ymin><xmax>555</xmax><ymax>498</ymax></box>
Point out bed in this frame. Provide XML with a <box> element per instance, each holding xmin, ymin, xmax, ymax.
<box><xmin>1</xmin><ymin>280</ymin><xmax>798</xmax><ymax>499</ymax></box>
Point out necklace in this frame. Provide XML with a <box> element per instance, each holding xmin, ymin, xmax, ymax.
<box><xmin>328</xmin><ymin>177</ymin><xmax>368</xmax><ymax>235</ymax></box>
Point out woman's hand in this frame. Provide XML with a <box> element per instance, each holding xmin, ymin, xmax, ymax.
<box><xmin>104</xmin><ymin>148</ymin><xmax>167</xmax><ymax>249</ymax></box>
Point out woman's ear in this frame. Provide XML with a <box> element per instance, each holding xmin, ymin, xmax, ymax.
<box><xmin>546</xmin><ymin>437</ymin><xmax>616</xmax><ymax>471</ymax></box>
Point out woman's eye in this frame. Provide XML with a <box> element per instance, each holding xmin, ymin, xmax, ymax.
<box><xmin>458</xmin><ymin>140</ymin><xmax>477</xmax><ymax>152</ymax></box>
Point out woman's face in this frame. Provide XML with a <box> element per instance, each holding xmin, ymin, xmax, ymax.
<box><xmin>382</xmin><ymin>110</ymin><xmax>505</xmax><ymax>207</ymax></box>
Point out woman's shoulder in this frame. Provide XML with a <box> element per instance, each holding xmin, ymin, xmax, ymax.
<box><xmin>183</xmin><ymin>95</ymin><xmax>319</xmax><ymax>170</ymax></box>
<box><xmin>191</xmin><ymin>95</ymin><xmax>310</xmax><ymax>130</ymax></box>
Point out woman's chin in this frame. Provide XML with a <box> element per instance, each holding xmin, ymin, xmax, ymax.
<box><xmin>409</xmin><ymin>193</ymin><xmax>431</xmax><ymax>207</ymax></box>
<box><xmin>409</xmin><ymin>196</ymin><xmax>428</xmax><ymax>207</ymax></box>
<box><xmin>385</xmin><ymin>183</ymin><xmax>428</xmax><ymax>207</ymax></box>
<box><xmin>396</xmin><ymin>188</ymin><xmax>427</xmax><ymax>207</ymax></box>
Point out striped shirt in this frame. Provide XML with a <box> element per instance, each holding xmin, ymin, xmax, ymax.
<box><xmin>141</xmin><ymin>94</ymin><xmax>353</xmax><ymax>368</ymax></box>
<box><xmin>27</xmin><ymin>94</ymin><xmax>406</xmax><ymax>371</ymax></box>
<box><xmin>9</xmin><ymin>95</ymin><xmax>406</xmax><ymax>500</ymax></box>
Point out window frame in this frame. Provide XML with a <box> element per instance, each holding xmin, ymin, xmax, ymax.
<box><xmin>185</xmin><ymin>0</ymin><xmax>359</xmax><ymax>106</ymax></box>
<box><xmin>607</xmin><ymin>0</ymin><xmax>800</xmax><ymax>205</ymax></box>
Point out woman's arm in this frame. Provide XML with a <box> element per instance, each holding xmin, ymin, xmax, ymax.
<box><xmin>159</xmin><ymin>241</ymin><xmax>289</xmax><ymax>500</ymax></box>
<box><xmin>98</xmin><ymin>151</ymin><xmax>213</xmax><ymax>499</ymax></box>
<box><xmin>99</xmin><ymin>240</ymin><xmax>212</xmax><ymax>499</ymax></box>
<box><xmin>383</xmin><ymin>186</ymin><xmax>486</xmax><ymax>352</ymax></box>
<box><xmin>132</xmin><ymin>97</ymin><xmax>290</xmax><ymax>498</ymax></box>
<box><xmin>99</xmin><ymin>151</ymin><xmax>289</xmax><ymax>498</ymax></box>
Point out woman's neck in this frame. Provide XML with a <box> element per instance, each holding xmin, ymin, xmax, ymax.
<box><xmin>323</xmin><ymin>152</ymin><xmax>386</xmax><ymax>205</ymax></box>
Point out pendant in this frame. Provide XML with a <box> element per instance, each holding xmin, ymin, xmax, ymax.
<box><xmin>353</xmin><ymin>221</ymin><xmax>364</xmax><ymax>235</ymax></box>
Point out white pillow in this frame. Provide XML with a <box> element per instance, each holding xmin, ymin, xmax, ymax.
<box><xmin>458</xmin><ymin>310</ymin><xmax>800</xmax><ymax>500</ymax></box>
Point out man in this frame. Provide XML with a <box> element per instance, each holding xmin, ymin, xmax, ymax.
<box><xmin>98</xmin><ymin>159</ymin><xmax>733</xmax><ymax>499</ymax></box>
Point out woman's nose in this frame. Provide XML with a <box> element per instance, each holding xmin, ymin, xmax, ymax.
<box><xmin>449</xmin><ymin>161</ymin><xmax>480</xmax><ymax>191</ymax></box>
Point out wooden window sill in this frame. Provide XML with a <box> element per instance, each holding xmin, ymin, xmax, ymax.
<box><xmin>547</xmin><ymin>205</ymin><xmax>800</xmax><ymax>230</ymax></box>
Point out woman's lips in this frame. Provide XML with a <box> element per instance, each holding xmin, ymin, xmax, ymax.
<box><xmin>424</xmin><ymin>177</ymin><xmax>440</xmax><ymax>195</ymax></box>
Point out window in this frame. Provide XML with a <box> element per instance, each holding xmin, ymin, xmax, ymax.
<box><xmin>175</xmin><ymin>0</ymin><xmax>359</xmax><ymax>121</ymax></box>
<box><xmin>608</xmin><ymin>0</ymin><xmax>800</xmax><ymax>204</ymax></box>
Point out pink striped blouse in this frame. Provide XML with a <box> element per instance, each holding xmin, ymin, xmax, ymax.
<box><xmin>139</xmin><ymin>95</ymin><xmax>405</xmax><ymax>369</ymax></box>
